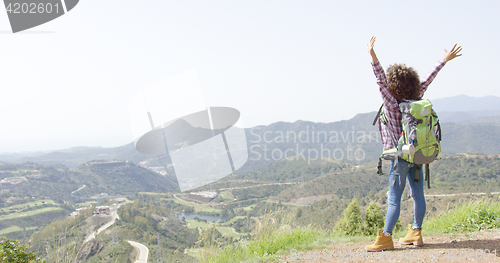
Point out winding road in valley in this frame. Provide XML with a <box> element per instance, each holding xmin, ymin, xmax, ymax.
<box><xmin>128</xmin><ymin>240</ymin><xmax>149</xmax><ymax>263</ymax></box>
<box><xmin>84</xmin><ymin>210</ymin><xmax>119</xmax><ymax>243</ymax></box>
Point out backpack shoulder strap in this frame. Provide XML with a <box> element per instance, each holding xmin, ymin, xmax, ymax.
<box><xmin>372</xmin><ymin>104</ymin><xmax>384</xmax><ymax>126</ymax></box>
<box><xmin>424</xmin><ymin>163</ymin><xmax>430</xmax><ymax>189</ymax></box>
<box><xmin>373</xmin><ymin>103</ymin><xmax>400</xmax><ymax>154</ymax></box>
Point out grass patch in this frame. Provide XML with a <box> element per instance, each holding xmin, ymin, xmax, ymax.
<box><xmin>199</xmin><ymin>197</ymin><xmax>500</xmax><ymax>262</ymax></box>
<box><xmin>186</xmin><ymin>219</ymin><xmax>211</xmax><ymax>229</ymax></box>
<box><xmin>219</xmin><ymin>192</ymin><xmax>235</xmax><ymax>200</ymax></box>
<box><xmin>0</xmin><ymin>199</ymin><xmax>56</xmax><ymax>213</ymax></box>
<box><xmin>216</xmin><ymin>227</ymin><xmax>245</xmax><ymax>238</ymax></box>
<box><xmin>169</xmin><ymin>196</ymin><xmax>221</xmax><ymax>213</ymax></box>
<box><xmin>425</xmin><ymin>198</ymin><xmax>500</xmax><ymax>233</ymax></box>
<box><xmin>199</xmin><ymin>209</ymin><xmax>333</xmax><ymax>262</ymax></box>
<box><xmin>186</xmin><ymin>248</ymin><xmax>201</xmax><ymax>261</ymax></box>
<box><xmin>242</xmin><ymin>204</ymin><xmax>256</xmax><ymax>212</ymax></box>
<box><xmin>224</xmin><ymin>216</ymin><xmax>245</xmax><ymax>225</ymax></box>
<box><xmin>0</xmin><ymin>207</ymin><xmax>64</xmax><ymax>222</ymax></box>
<box><xmin>206</xmin><ymin>225</ymin><xmax>330</xmax><ymax>263</ymax></box>
<box><xmin>200</xmin><ymin>206</ymin><xmax>400</xmax><ymax>263</ymax></box>
<box><xmin>0</xmin><ymin>225</ymin><xmax>22</xmax><ymax>235</ymax></box>
<box><xmin>248</xmin><ymin>225</ymin><xmax>326</xmax><ymax>257</ymax></box>
<box><xmin>0</xmin><ymin>226</ymin><xmax>38</xmax><ymax>235</ymax></box>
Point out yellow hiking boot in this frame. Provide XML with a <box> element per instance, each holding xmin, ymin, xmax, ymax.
<box><xmin>365</xmin><ymin>230</ymin><xmax>394</xmax><ymax>252</ymax></box>
<box><xmin>399</xmin><ymin>224</ymin><xmax>423</xmax><ymax>246</ymax></box>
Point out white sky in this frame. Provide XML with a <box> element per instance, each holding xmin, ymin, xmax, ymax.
<box><xmin>0</xmin><ymin>0</ymin><xmax>498</xmax><ymax>152</ymax></box>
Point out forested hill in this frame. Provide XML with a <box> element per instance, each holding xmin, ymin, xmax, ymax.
<box><xmin>220</xmin><ymin>153</ymin><xmax>500</xmax><ymax>203</ymax></box>
<box><xmin>0</xmin><ymin>160</ymin><xmax>178</xmax><ymax>203</ymax></box>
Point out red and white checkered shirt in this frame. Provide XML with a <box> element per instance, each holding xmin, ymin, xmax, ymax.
<box><xmin>371</xmin><ymin>60</ymin><xmax>446</xmax><ymax>150</ymax></box>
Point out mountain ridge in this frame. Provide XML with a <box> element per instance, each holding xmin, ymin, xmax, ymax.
<box><xmin>1</xmin><ymin>95</ymin><xmax>499</xmax><ymax>172</ymax></box>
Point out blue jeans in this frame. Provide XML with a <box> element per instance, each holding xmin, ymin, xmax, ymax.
<box><xmin>383</xmin><ymin>159</ymin><xmax>426</xmax><ymax>234</ymax></box>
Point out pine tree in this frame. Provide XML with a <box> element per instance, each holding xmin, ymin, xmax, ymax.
<box><xmin>333</xmin><ymin>199</ymin><xmax>363</xmax><ymax>235</ymax></box>
<box><xmin>363</xmin><ymin>202</ymin><xmax>384</xmax><ymax>235</ymax></box>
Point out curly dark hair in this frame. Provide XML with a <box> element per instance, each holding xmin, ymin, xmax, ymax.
<box><xmin>386</xmin><ymin>64</ymin><xmax>421</xmax><ymax>101</ymax></box>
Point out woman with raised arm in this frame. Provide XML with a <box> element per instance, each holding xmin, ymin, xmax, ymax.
<box><xmin>365</xmin><ymin>36</ymin><xmax>462</xmax><ymax>252</ymax></box>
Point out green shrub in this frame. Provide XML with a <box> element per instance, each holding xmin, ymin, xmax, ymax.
<box><xmin>333</xmin><ymin>199</ymin><xmax>363</xmax><ymax>235</ymax></box>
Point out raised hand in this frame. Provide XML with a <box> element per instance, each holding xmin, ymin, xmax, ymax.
<box><xmin>443</xmin><ymin>44</ymin><xmax>462</xmax><ymax>62</ymax></box>
<box><xmin>366</xmin><ymin>36</ymin><xmax>378</xmax><ymax>62</ymax></box>
<box><xmin>367</xmin><ymin>36</ymin><xmax>378</xmax><ymax>62</ymax></box>
<box><xmin>366</xmin><ymin>36</ymin><xmax>376</xmax><ymax>54</ymax></box>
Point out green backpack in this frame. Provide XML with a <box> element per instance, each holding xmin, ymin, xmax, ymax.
<box><xmin>373</xmin><ymin>99</ymin><xmax>442</xmax><ymax>188</ymax></box>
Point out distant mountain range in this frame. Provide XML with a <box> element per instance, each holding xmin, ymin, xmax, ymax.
<box><xmin>0</xmin><ymin>143</ymin><xmax>153</xmax><ymax>169</ymax></box>
<box><xmin>432</xmin><ymin>95</ymin><xmax>500</xmax><ymax>123</ymax></box>
<box><xmin>1</xmin><ymin>95</ymin><xmax>499</xmax><ymax>174</ymax></box>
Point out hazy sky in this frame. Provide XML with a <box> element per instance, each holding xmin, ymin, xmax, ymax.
<box><xmin>1</xmin><ymin>0</ymin><xmax>498</xmax><ymax>152</ymax></box>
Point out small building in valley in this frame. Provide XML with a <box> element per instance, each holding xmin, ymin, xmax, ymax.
<box><xmin>96</xmin><ymin>206</ymin><xmax>110</xmax><ymax>215</ymax></box>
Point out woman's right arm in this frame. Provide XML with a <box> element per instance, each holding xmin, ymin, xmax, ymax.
<box><xmin>368</xmin><ymin>36</ymin><xmax>398</xmax><ymax>108</ymax></box>
<box><xmin>420</xmin><ymin>44</ymin><xmax>462</xmax><ymax>96</ymax></box>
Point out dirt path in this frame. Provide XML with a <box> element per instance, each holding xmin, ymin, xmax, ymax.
<box><xmin>426</xmin><ymin>192</ymin><xmax>500</xmax><ymax>197</ymax></box>
<box><xmin>280</xmin><ymin>231</ymin><xmax>500</xmax><ymax>262</ymax></box>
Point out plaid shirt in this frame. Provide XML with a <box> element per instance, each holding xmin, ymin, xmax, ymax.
<box><xmin>372</xmin><ymin>60</ymin><xmax>446</xmax><ymax>150</ymax></box>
